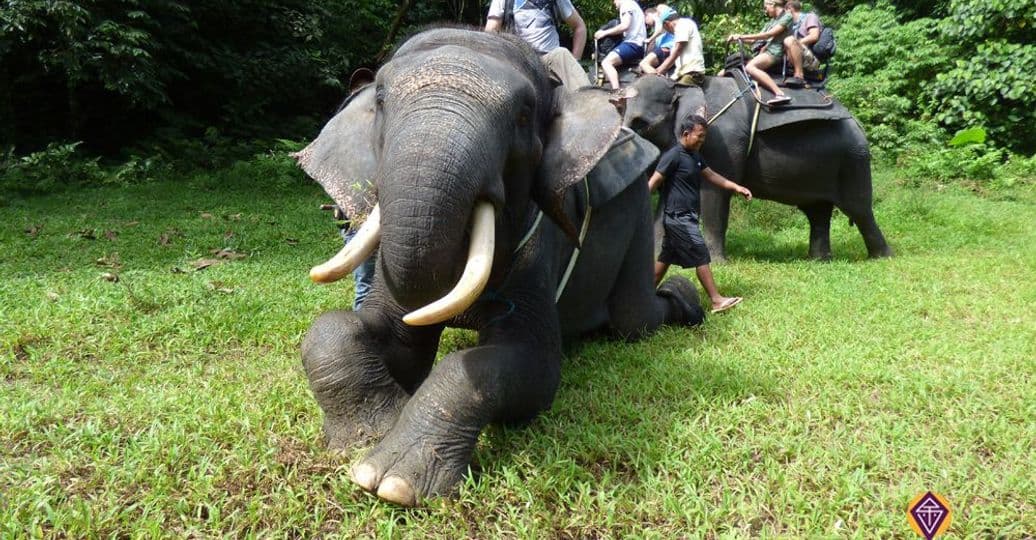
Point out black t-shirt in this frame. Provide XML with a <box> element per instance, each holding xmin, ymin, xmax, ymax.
<box><xmin>656</xmin><ymin>145</ymin><xmax>708</xmax><ymax>215</ymax></box>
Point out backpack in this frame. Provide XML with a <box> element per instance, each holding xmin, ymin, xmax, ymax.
<box><xmin>811</xmin><ymin>25</ymin><xmax>836</xmax><ymax>61</ymax></box>
<box><xmin>596</xmin><ymin>18</ymin><xmax>622</xmax><ymax>58</ymax></box>
<box><xmin>503</xmin><ymin>0</ymin><xmax>558</xmax><ymax>31</ymax></box>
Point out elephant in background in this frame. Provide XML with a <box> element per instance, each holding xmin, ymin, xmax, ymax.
<box><xmin>623</xmin><ymin>75</ymin><xmax>893</xmax><ymax>261</ymax></box>
<box><xmin>294</xmin><ymin>28</ymin><xmax>705</xmax><ymax>506</ymax></box>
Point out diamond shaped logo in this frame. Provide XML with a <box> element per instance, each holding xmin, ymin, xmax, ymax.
<box><xmin>907</xmin><ymin>491</ymin><xmax>952</xmax><ymax>539</ymax></box>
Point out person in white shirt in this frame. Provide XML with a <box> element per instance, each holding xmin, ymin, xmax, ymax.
<box><xmin>485</xmin><ymin>0</ymin><xmax>591</xmax><ymax>88</ymax></box>
<box><xmin>650</xmin><ymin>9</ymin><xmax>706</xmax><ymax>85</ymax></box>
<box><xmin>593</xmin><ymin>0</ymin><xmax>647</xmax><ymax>90</ymax></box>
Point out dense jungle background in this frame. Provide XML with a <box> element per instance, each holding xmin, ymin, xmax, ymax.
<box><xmin>1</xmin><ymin>0</ymin><xmax>1033</xmax><ymax>195</ymax></box>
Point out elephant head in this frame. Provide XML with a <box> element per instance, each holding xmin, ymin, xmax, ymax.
<box><xmin>622</xmin><ymin>75</ymin><xmax>708</xmax><ymax>150</ymax></box>
<box><xmin>296</xmin><ymin>28</ymin><xmax>621</xmax><ymax>325</ymax></box>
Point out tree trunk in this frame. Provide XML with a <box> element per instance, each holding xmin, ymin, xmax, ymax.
<box><xmin>0</xmin><ymin>63</ymin><xmax>14</xmax><ymax>148</ymax></box>
<box><xmin>377</xmin><ymin>0</ymin><xmax>413</xmax><ymax>62</ymax></box>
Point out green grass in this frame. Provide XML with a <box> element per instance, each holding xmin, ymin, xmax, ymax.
<box><xmin>2</xmin><ymin>164</ymin><xmax>1034</xmax><ymax>537</ymax></box>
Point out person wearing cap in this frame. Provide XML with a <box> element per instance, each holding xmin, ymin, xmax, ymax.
<box><xmin>647</xmin><ymin>8</ymin><xmax>706</xmax><ymax>86</ymax></box>
<box><xmin>594</xmin><ymin>0</ymin><xmax>647</xmax><ymax>90</ymax></box>
<box><xmin>639</xmin><ymin>5</ymin><xmax>676</xmax><ymax>76</ymax></box>
<box><xmin>485</xmin><ymin>0</ymin><xmax>591</xmax><ymax>89</ymax></box>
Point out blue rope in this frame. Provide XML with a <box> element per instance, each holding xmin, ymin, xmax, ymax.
<box><xmin>480</xmin><ymin>289</ymin><xmax>516</xmax><ymax>326</ymax></box>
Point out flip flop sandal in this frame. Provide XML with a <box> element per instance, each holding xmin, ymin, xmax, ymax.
<box><xmin>711</xmin><ymin>297</ymin><xmax>743</xmax><ymax>314</ymax></box>
<box><xmin>784</xmin><ymin>77</ymin><xmax>805</xmax><ymax>88</ymax></box>
<box><xmin>766</xmin><ymin>95</ymin><xmax>792</xmax><ymax>106</ymax></box>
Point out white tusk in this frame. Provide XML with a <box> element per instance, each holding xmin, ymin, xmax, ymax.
<box><xmin>402</xmin><ymin>201</ymin><xmax>495</xmax><ymax>326</ymax></box>
<box><xmin>310</xmin><ymin>204</ymin><xmax>381</xmax><ymax>283</ymax></box>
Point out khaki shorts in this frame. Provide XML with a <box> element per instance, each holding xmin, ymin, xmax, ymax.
<box><xmin>675</xmin><ymin>71</ymin><xmax>705</xmax><ymax>87</ymax></box>
<box><xmin>801</xmin><ymin>46</ymin><xmax>821</xmax><ymax>72</ymax></box>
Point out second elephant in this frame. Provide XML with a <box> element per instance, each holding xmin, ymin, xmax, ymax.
<box><xmin>624</xmin><ymin>75</ymin><xmax>893</xmax><ymax>261</ymax></box>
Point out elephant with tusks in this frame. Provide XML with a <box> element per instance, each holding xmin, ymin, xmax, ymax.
<box><xmin>294</xmin><ymin>28</ymin><xmax>705</xmax><ymax>506</ymax></box>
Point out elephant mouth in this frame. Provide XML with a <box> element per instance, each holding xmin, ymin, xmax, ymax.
<box><xmin>310</xmin><ymin>201</ymin><xmax>496</xmax><ymax>327</ymax></box>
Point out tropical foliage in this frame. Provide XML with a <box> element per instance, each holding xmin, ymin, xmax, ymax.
<box><xmin>0</xmin><ymin>0</ymin><xmax>1033</xmax><ymax>193</ymax></box>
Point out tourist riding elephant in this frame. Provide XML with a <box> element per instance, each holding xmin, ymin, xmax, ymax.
<box><xmin>623</xmin><ymin>75</ymin><xmax>893</xmax><ymax>261</ymax></box>
<box><xmin>294</xmin><ymin>28</ymin><xmax>705</xmax><ymax>507</ymax></box>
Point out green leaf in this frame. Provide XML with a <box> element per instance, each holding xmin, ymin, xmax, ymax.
<box><xmin>949</xmin><ymin>127</ymin><xmax>987</xmax><ymax>146</ymax></box>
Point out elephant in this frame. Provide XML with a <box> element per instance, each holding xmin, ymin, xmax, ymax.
<box><xmin>622</xmin><ymin>75</ymin><xmax>893</xmax><ymax>261</ymax></box>
<box><xmin>293</xmin><ymin>28</ymin><xmax>706</xmax><ymax>507</ymax></box>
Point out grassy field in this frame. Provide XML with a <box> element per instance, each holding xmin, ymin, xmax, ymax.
<box><xmin>2</xmin><ymin>162</ymin><xmax>1033</xmax><ymax>538</ymax></box>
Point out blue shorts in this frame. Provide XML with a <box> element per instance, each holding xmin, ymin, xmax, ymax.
<box><xmin>652</xmin><ymin>45</ymin><xmax>671</xmax><ymax>62</ymax></box>
<box><xmin>613</xmin><ymin>42</ymin><xmax>645</xmax><ymax>65</ymax></box>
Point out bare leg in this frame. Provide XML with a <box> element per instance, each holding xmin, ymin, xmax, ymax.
<box><xmin>784</xmin><ymin>36</ymin><xmax>805</xmax><ymax>79</ymax></box>
<box><xmin>602</xmin><ymin>52</ymin><xmax>622</xmax><ymax>90</ymax></box>
<box><xmin>696</xmin><ymin>264</ymin><xmax>739</xmax><ymax>309</ymax></box>
<box><xmin>746</xmin><ymin>53</ymin><xmax>785</xmax><ymax>97</ymax></box>
<box><xmin>653</xmin><ymin>261</ymin><xmax>670</xmax><ymax>286</ymax></box>
<box><xmin>639</xmin><ymin>52</ymin><xmax>660</xmax><ymax>75</ymax></box>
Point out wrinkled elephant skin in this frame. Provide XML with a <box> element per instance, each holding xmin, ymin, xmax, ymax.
<box><xmin>295</xmin><ymin>28</ymin><xmax>706</xmax><ymax>506</ymax></box>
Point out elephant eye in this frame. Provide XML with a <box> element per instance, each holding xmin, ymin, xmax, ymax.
<box><xmin>516</xmin><ymin>105</ymin><xmax>533</xmax><ymax>128</ymax></box>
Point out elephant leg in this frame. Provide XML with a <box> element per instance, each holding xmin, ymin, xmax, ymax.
<box><xmin>301</xmin><ymin>293</ymin><xmax>442</xmax><ymax>451</ymax></box>
<box><xmin>798</xmin><ymin>202</ymin><xmax>834</xmax><ymax>260</ymax></box>
<box><xmin>842</xmin><ymin>205</ymin><xmax>894</xmax><ymax>258</ymax></box>
<box><xmin>607</xmin><ymin>210</ymin><xmax>705</xmax><ymax>337</ymax></box>
<box><xmin>350</xmin><ymin>317</ymin><xmax>562</xmax><ymax>506</ymax></box>
<box><xmin>700</xmin><ymin>183</ymin><xmax>733</xmax><ymax>263</ymax></box>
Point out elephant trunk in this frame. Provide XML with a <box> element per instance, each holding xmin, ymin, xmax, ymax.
<box><xmin>377</xmin><ymin>115</ymin><xmax>502</xmax><ymax>313</ymax></box>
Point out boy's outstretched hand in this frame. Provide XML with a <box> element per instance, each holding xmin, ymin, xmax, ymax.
<box><xmin>735</xmin><ymin>185</ymin><xmax>753</xmax><ymax>201</ymax></box>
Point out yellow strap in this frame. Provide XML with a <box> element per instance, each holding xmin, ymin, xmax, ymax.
<box><xmin>748</xmin><ymin>89</ymin><xmax>762</xmax><ymax>156</ymax></box>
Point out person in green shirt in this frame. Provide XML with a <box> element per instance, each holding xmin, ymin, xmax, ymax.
<box><xmin>726</xmin><ymin>0</ymin><xmax>794</xmax><ymax>106</ymax></box>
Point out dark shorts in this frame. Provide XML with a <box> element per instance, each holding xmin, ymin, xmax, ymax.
<box><xmin>613</xmin><ymin>42</ymin><xmax>645</xmax><ymax>65</ymax></box>
<box><xmin>659</xmin><ymin>212</ymin><xmax>711</xmax><ymax>268</ymax></box>
<box><xmin>652</xmin><ymin>45</ymin><xmax>671</xmax><ymax>62</ymax></box>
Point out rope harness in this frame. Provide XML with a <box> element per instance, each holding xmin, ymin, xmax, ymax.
<box><xmin>510</xmin><ymin>176</ymin><xmax>593</xmax><ymax>304</ymax></box>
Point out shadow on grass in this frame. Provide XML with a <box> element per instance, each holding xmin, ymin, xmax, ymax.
<box><xmin>467</xmin><ymin>324</ymin><xmax>774</xmax><ymax>500</ymax></box>
<box><xmin>724</xmin><ymin>228</ymin><xmax>874</xmax><ymax>264</ymax></box>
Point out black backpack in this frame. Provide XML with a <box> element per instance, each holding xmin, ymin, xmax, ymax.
<box><xmin>811</xmin><ymin>25</ymin><xmax>836</xmax><ymax>61</ymax></box>
<box><xmin>596</xmin><ymin>18</ymin><xmax>621</xmax><ymax>58</ymax></box>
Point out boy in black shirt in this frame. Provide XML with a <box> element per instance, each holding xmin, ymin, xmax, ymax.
<box><xmin>649</xmin><ymin>114</ymin><xmax>753</xmax><ymax>313</ymax></box>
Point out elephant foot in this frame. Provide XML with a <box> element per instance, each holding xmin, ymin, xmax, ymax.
<box><xmin>321</xmin><ymin>395</ymin><xmax>405</xmax><ymax>452</ymax></box>
<box><xmin>808</xmin><ymin>249</ymin><xmax>833</xmax><ymax>261</ymax></box>
<box><xmin>709</xmin><ymin>251</ymin><xmax>728</xmax><ymax>264</ymax></box>
<box><xmin>868</xmin><ymin>246</ymin><xmax>894</xmax><ymax>259</ymax></box>
<box><xmin>302</xmin><ymin>311</ymin><xmax>411</xmax><ymax>451</ymax></box>
<box><xmin>350</xmin><ymin>402</ymin><xmax>480</xmax><ymax>506</ymax></box>
<box><xmin>657</xmin><ymin>275</ymin><xmax>705</xmax><ymax>326</ymax></box>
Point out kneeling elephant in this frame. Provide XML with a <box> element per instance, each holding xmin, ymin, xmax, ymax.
<box><xmin>295</xmin><ymin>28</ymin><xmax>705</xmax><ymax>506</ymax></box>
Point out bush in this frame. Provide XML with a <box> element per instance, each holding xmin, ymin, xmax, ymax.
<box><xmin>827</xmin><ymin>4</ymin><xmax>951</xmax><ymax>155</ymax></box>
<box><xmin>0</xmin><ymin>142</ymin><xmax>104</xmax><ymax>195</ymax></box>
<box><xmin>897</xmin><ymin>127</ymin><xmax>1036</xmax><ymax>194</ymax></box>
<box><xmin>927</xmin><ymin>42</ymin><xmax>1036</xmax><ymax>154</ymax></box>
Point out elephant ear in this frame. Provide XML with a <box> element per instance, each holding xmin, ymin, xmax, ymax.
<box><xmin>533</xmin><ymin>88</ymin><xmax>622</xmax><ymax>241</ymax></box>
<box><xmin>587</xmin><ymin>128</ymin><xmax>660</xmax><ymax>206</ymax></box>
<box><xmin>293</xmin><ymin>83</ymin><xmax>377</xmax><ymax>222</ymax></box>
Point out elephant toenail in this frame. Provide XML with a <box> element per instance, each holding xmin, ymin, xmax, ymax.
<box><xmin>377</xmin><ymin>476</ymin><xmax>418</xmax><ymax>507</ymax></box>
<box><xmin>350</xmin><ymin>462</ymin><xmax>381</xmax><ymax>492</ymax></box>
